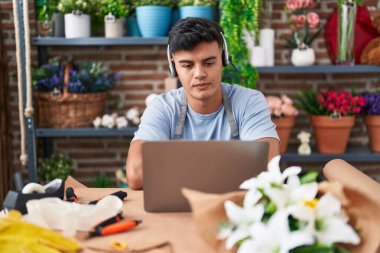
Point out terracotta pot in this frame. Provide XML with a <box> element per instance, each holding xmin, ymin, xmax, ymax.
<box><xmin>311</xmin><ymin>116</ymin><xmax>355</xmax><ymax>154</ymax></box>
<box><xmin>273</xmin><ymin>116</ymin><xmax>295</xmax><ymax>154</ymax></box>
<box><xmin>364</xmin><ymin>115</ymin><xmax>380</xmax><ymax>153</ymax></box>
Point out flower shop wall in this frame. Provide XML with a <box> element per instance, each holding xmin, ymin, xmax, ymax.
<box><xmin>1</xmin><ymin>0</ymin><xmax>380</xmax><ymax>186</ymax></box>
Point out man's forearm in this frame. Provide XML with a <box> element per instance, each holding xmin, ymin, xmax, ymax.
<box><xmin>126</xmin><ymin>140</ymin><xmax>144</xmax><ymax>190</ymax></box>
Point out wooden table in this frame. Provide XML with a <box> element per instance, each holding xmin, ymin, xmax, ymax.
<box><xmin>74</xmin><ymin>188</ymin><xmax>213</xmax><ymax>253</ymax></box>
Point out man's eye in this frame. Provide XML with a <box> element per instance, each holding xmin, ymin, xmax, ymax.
<box><xmin>182</xmin><ymin>64</ymin><xmax>191</xmax><ymax>69</ymax></box>
<box><xmin>205</xmin><ymin>62</ymin><xmax>215</xmax><ymax>66</ymax></box>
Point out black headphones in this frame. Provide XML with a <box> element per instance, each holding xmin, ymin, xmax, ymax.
<box><xmin>167</xmin><ymin>32</ymin><xmax>230</xmax><ymax>77</ymax></box>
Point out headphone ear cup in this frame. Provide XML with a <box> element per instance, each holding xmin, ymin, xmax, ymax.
<box><xmin>222</xmin><ymin>50</ymin><xmax>227</xmax><ymax>67</ymax></box>
<box><xmin>168</xmin><ymin>60</ymin><xmax>178</xmax><ymax>77</ymax></box>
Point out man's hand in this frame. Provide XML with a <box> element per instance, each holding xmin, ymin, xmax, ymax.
<box><xmin>257</xmin><ymin>137</ymin><xmax>280</xmax><ymax>162</ymax></box>
<box><xmin>126</xmin><ymin>140</ymin><xmax>144</xmax><ymax>190</ymax></box>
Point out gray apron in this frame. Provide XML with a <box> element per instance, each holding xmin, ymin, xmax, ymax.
<box><xmin>174</xmin><ymin>86</ymin><xmax>239</xmax><ymax>140</ymax></box>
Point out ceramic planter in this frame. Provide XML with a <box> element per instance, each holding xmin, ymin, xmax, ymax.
<box><xmin>64</xmin><ymin>13</ymin><xmax>91</xmax><ymax>38</ymax></box>
<box><xmin>291</xmin><ymin>47</ymin><xmax>315</xmax><ymax>66</ymax></box>
<box><xmin>179</xmin><ymin>6</ymin><xmax>215</xmax><ymax>20</ymax></box>
<box><xmin>104</xmin><ymin>15</ymin><xmax>125</xmax><ymax>38</ymax></box>
<box><xmin>364</xmin><ymin>115</ymin><xmax>380</xmax><ymax>153</ymax></box>
<box><xmin>52</xmin><ymin>13</ymin><xmax>65</xmax><ymax>37</ymax></box>
<box><xmin>273</xmin><ymin>116</ymin><xmax>295</xmax><ymax>154</ymax></box>
<box><xmin>136</xmin><ymin>6</ymin><xmax>172</xmax><ymax>37</ymax></box>
<box><xmin>311</xmin><ymin>115</ymin><xmax>355</xmax><ymax>154</ymax></box>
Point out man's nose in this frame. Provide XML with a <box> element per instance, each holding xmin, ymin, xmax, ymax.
<box><xmin>194</xmin><ymin>64</ymin><xmax>206</xmax><ymax>79</ymax></box>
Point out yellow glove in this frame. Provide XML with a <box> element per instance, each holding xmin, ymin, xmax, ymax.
<box><xmin>0</xmin><ymin>210</ymin><xmax>81</xmax><ymax>253</ymax></box>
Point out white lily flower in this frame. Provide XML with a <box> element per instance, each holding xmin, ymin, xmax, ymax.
<box><xmin>240</xmin><ymin>155</ymin><xmax>301</xmax><ymax>192</ymax></box>
<box><xmin>289</xmin><ymin>193</ymin><xmax>360</xmax><ymax>246</ymax></box>
<box><xmin>265</xmin><ymin>175</ymin><xmax>318</xmax><ymax>210</ymax></box>
<box><xmin>238</xmin><ymin>210</ymin><xmax>314</xmax><ymax>253</ymax></box>
<box><xmin>222</xmin><ymin>200</ymin><xmax>265</xmax><ymax>249</ymax></box>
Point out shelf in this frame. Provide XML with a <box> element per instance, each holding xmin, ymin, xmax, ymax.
<box><xmin>281</xmin><ymin>146</ymin><xmax>380</xmax><ymax>163</ymax></box>
<box><xmin>32</xmin><ymin>37</ymin><xmax>168</xmax><ymax>46</ymax></box>
<box><xmin>256</xmin><ymin>65</ymin><xmax>380</xmax><ymax>74</ymax></box>
<box><xmin>36</xmin><ymin>127</ymin><xmax>138</xmax><ymax>137</ymax></box>
<box><xmin>36</xmin><ymin>128</ymin><xmax>380</xmax><ymax>162</ymax></box>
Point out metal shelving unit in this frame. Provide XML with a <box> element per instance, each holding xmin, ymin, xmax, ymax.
<box><xmin>36</xmin><ymin>127</ymin><xmax>138</xmax><ymax>137</ymax></box>
<box><xmin>32</xmin><ymin>37</ymin><xmax>169</xmax><ymax>46</ymax></box>
<box><xmin>282</xmin><ymin>146</ymin><xmax>380</xmax><ymax>163</ymax></box>
<box><xmin>256</xmin><ymin>65</ymin><xmax>380</xmax><ymax>74</ymax></box>
<box><xmin>27</xmin><ymin>36</ymin><xmax>380</xmax><ymax>178</ymax></box>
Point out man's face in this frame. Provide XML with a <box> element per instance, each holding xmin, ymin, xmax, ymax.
<box><xmin>172</xmin><ymin>41</ymin><xmax>223</xmax><ymax>104</ymax></box>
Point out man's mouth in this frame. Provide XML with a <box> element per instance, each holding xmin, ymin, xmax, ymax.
<box><xmin>193</xmin><ymin>82</ymin><xmax>210</xmax><ymax>87</ymax></box>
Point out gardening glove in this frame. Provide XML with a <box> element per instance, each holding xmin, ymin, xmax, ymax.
<box><xmin>0</xmin><ymin>210</ymin><xmax>81</xmax><ymax>253</ymax></box>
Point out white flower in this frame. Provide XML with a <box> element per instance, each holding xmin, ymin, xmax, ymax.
<box><xmin>240</xmin><ymin>155</ymin><xmax>301</xmax><ymax>192</ymax></box>
<box><xmin>238</xmin><ymin>210</ymin><xmax>314</xmax><ymax>253</ymax></box>
<box><xmin>221</xmin><ymin>200</ymin><xmax>265</xmax><ymax>249</ymax></box>
<box><xmin>266</xmin><ymin>175</ymin><xmax>318</xmax><ymax>210</ymax></box>
<box><xmin>289</xmin><ymin>193</ymin><xmax>360</xmax><ymax>246</ymax></box>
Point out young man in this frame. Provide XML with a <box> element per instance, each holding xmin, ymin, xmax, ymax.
<box><xmin>126</xmin><ymin>18</ymin><xmax>279</xmax><ymax>190</ymax></box>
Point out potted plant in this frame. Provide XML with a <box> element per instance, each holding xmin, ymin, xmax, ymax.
<box><xmin>99</xmin><ymin>0</ymin><xmax>130</xmax><ymax>38</ymax></box>
<box><xmin>285</xmin><ymin>0</ymin><xmax>321</xmax><ymax>66</ymax></box>
<box><xmin>266</xmin><ymin>95</ymin><xmax>299</xmax><ymax>154</ymax></box>
<box><xmin>296</xmin><ymin>89</ymin><xmax>365</xmax><ymax>154</ymax></box>
<box><xmin>32</xmin><ymin>60</ymin><xmax>119</xmax><ymax>127</ymax></box>
<box><xmin>38</xmin><ymin>153</ymin><xmax>74</xmax><ymax>183</ymax></box>
<box><xmin>125</xmin><ymin>0</ymin><xmax>141</xmax><ymax>37</ymax></box>
<box><xmin>57</xmin><ymin>0</ymin><xmax>94</xmax><ymax>38</ymax></box>
<box><xmin>135</xmin><ymin>0</ymin><xmax>173</xmax><ymax>37</ymax></box>
<box><xmin>36</xmin><ymin>0</ymin><xmax>59</xmax><ymax>37</ymax></box>
<box><xmin>178</xmin><ymin>0</ymin><xmax>218</xmax><ymax>20</ymax></box>
<box><xmin>219</xmin><ymin>0</ymin><xmax>260</xmax><ymax>89</ymax></box>
<box><xmin>361</xmin><ymin>91</ymin><xmax>380</xmax><ymax>153</ymax></box>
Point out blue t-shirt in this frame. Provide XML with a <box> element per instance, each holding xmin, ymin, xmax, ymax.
<box><xmin>133</xmin><ymin>83</ymin><xmax>279</xmax><ymax>141</ymax></box>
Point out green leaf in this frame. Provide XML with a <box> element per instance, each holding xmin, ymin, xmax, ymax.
<box><xmin>291</xmin><ymin>245</ymin><xmax>334</xmax><ymax>253</ymax></box>
<box><xmin>300</xmin><ymin>170</ymin><xmax>319</xmax><ymax>184</ymax></box>
<box><xmin>334</xmin><ymin>245</ymin><xmax>351</xmax><ymax>253</ymax></box>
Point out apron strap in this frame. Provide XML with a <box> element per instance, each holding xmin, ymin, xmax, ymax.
<box><xmin>174</xmin><ymin>86</ymin><xmax>239</xmax><ymax>140</ymax></box>
<box><xmin>222</xmin><ymin>86</ymin><xmax>239</xmax><ymax>140</ymax></box>
<box><xmin>174</xmin><ymin>91</ymin><xmax>187</xmax><ymax>139</ymax></box>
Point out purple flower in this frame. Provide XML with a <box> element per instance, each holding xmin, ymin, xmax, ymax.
<box><xmin>33</xmin><ymin>61</ymin><xmax>117</xmax><ymax>94</ymax></box>
<box><xmin>361</xmin><ymin>92</ymin><xmax>380</xmax><ymax>115</ymax></box>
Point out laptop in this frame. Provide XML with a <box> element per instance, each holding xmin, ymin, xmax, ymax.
<box><xmin>142</xmin><ymin>141</ymin><xmax>269</xmax><ymax>212</ymax></box>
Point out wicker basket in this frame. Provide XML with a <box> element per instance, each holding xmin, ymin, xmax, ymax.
<box><xmin>34</xmin><ymin>63</ymin><xmax>106</xmax><ymax>128</ymax></box>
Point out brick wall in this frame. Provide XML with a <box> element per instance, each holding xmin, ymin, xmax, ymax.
<box><xmin>1</xmin><ymin>0</ymin><xmax>380</xmax><ymax>186</ymax></box>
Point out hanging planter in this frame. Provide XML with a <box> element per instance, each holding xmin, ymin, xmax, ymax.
<box><xmin>64</xmin><ymin>12</ymin><xmax>91</xmax><ymax>38</ymax></box>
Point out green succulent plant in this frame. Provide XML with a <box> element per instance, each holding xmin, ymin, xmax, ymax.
<box><xmin>135</xmin><ymin>0</ymin><xmax>173</xmax><ymax>6</ymax></box>
<box><xmin>178</xmin><ymin>0</ymin><xmax>218</xmax><ymax>7</ymax></box>
<box><xmin>37</xmin><ymin>153</ymin><xmax>74</xmax><ymax>183</ymax></box>
<box><xmin>294</xmin><ymin>89</ymin><xmax>325</xmax><ymax>115</ymax></box>
<box><xmin>57</xmin><ymin>0</ymin><xmax>95</xmax><ymax>14</ymax></box>
<box><xmin>99</xmin><ymin>0</ymin><xmax>130</xmax><ymax>19</ymax></box>
<box><xmin>36</xmin><ymin>0</ymin><xmax>60</xmax><ymax>21</ymax></box>
<box><xmin>92</xmin><ymin>172</ymin><xmax>113</xmax><ymax>188</ymax></box>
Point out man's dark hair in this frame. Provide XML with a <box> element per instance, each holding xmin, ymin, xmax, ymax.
<box><xmin>168</xmin><ymin>18</ymin><xmax>224</xmax><ymax>54</ymax></box>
